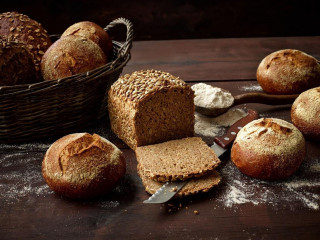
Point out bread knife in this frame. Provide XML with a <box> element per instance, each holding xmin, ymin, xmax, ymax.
<box><xmin>143</xmin><ymin>109</ymin><xmax>259</xmax><ymax>204</ymax></box>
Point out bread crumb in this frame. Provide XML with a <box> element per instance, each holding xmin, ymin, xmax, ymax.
<box><xmin>171</xmin><ymin>186</ymin><xmax>178</xmax><ymax>192</ymax></box>
<box><xmin>194</xmin><ymin>210</ymin><xmax>199</xmax><ymax>215</ymax></box>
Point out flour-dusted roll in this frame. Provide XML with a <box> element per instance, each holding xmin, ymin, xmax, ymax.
<box><xmin>291</xmin><ymin>87</ymin><xmax>320</xmax><ymax>140</ymax></box>
<box><xmin>41</xmin><ymin>35</ymin><xmax>106</xmax><ymax>80</ymax></box>
<box><xmin>108</xmin><ymin>70</ymin><xmax>195</xmax><ymax>149</ymax></box>
<box><xmin>61</xmin><ymin>21</ymin><xmax>113</xmax><ymax>59</ymax></box>
<box><xmin>231</xmin><ymin>118</ymin><xmax>306</xmax><ymax>181</ymax></box>
<box><xmin>257</xmin><ymin>49</ymin><xmax>320</xmax><ymax>94</ymax></box>
<box><xmin>42</xmin><ymin>133</ymin><xmax>126</xmax><ymax>199</ymax></box>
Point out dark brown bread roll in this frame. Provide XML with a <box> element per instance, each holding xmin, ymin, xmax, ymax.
<box><xmin>42</xmin><ymin>133</ymin><xmax>126</xmax><ymax>199</ymax></box>
<box><xmin>231</xmin><ymin>118</ymin><xmax>306</xmax><ymax>181</ymax></box>
<box><xmin>0</xmin><ymin>36</ymin><xmax>36</xmax><ymax>86</ymax></box>
<box><xmin>61</xmin><ymin>21</ymin><xmax>113</xmax><ymax>59</ymax></box>
<box><xmin>0</xmin><ymin>11</ymin><xmax>52</xmax><ymax>74</ymax></box>
<box><xmin>291</xmin><ymin>87</ymin><xmax>320</xmax><ymax>140</ymax></box>
<box><xmin>41</xmin><ymin>35</ymin><xmax>107</xmax><ymax>80</ymax></box>
<box><xmin>257</xmin><ymin>49</ymin><xmax>320</xmax><ymax>94</ymax></box>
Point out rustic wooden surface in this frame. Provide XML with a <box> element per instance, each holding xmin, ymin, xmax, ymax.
<box><xmin>1</xmin><ymin>36</ymin><xmax>320</xmax><ymax>239</ymax></box>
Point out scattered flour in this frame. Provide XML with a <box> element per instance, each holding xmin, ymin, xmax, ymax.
<box><xmin>192</xmin><ymin>83</ymin><xmax>234</xmax><ymax>109</ymax></box>
<box><xmin>218</xmin><ymin>155</ymin><xmax>320</xmax><ymax>210</ymax></box>
<box><xmin>195</xmin><ymin>108</ymin><xmax>247</xmax><ymax>137</ymax></box>
<box><xmin>239</xmin><ymin>84</ymin><xmax>263</xmax><ymax>92</ymax></box>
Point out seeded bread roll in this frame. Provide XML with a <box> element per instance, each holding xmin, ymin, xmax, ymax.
<box><xmin>0</xmin><ymin>11</ymin><xmax>52</xmax><ymax>75</ymax></box>
<box><xmin>0</xmin><ymin>37</ymin><xmax>36</xmax><ymax>86</ymax></box>
<box><xmin>138</xmin><ymin>168</ymin><xmax>221</xmax><ymax>197</ymax></box>
<box><xmin>135</xmin><ymin>137</ymin><xmax>221</xmax><ymax>182</ymax></box>
<box><xmin>291</xmin><ymin>87</ymin><xmax>320</xmax><ymax>140</ymax></box>
<box><xmin>231</xmin><ymin>118</ymin><xmax>306</xmax><ymax>181</ymax></box>
<box><xmin>41</xmin><ymin>35</ymin><xmax>106</xmax><ymax>80</ymax></box>
<box><xmin>108</xmin><ymin>70</ymin><xmax>195</xmax><ymax>149</ymax></box>
<box><xmin>61</xmin><ymin>21</ymin><xmax>113</xmax><ymax>59</ymax></box>
<box><xmin>42</xmin><ymin>133</ymin><xmax>126</xmax><ymax>199</ymax></box>
<box><xmin>257</xmin><ymin>49</ymin><xmax>320</xmax><ymax>94</ymax></box>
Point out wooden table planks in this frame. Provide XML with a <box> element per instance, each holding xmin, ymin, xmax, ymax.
<box><xmin>1</xmin><ymin>36</ymin><xmax>320</xmax><ymax>240</ymax></box>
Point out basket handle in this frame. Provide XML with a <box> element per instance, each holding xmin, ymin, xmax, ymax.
<box><xmin>105</xmin><ymin>18</ymin><xmax>133</xmax><ymax>59</ymax></box>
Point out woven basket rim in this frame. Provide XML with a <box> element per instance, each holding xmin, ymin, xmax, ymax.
<box><xmin>0</xmin><ymin>17</ymin><xmax>133</xmax><ymax>96</ymax></box>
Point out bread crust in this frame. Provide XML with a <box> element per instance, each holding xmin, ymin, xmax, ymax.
<box><xmin>138</xmin><ymin>168</ymin><xmax>221</xmax><ymax>197</ymax></box>
<box><xmin>42</xmin><ymin>133</ymin><xmax>126</xmax><ymax>199</ymax></box>
<box><xmin>257</xmin><ymin>49</ymin><xmax>320</xmax><ymax>94</ymax></box>
<box><xmin>0</xmin><ymin>37</ymin><xmax>36</xmax><ymax>86</ymax></box>
<box><xmin>231</xmin><ymin>118</ymin><xmax>306</xmax><ymax>181</ymax></box>
<box><xmin>41</xmin><ymin>35</ymin><xmax>106</xmax><ymax>80</ymax></box>
<box><xmin>62</xmin><ymin>21</ymin><xmax>113</xmax><ymax>59</ymax></box>
<box><xmin>0</xmin><ymin>12</ymin><xmax>52</xmax><ymax>75</ymax></box>
<box><xmin>291</xmin><ymin>87</ymin><xmax>320</xmax><ymax>140</ymax></box>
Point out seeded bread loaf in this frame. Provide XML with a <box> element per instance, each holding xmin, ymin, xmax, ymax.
<box><xmin>291</xmin><ymin>87</ymin><xmax>320</xmax><ymax>140</ymax></box>
<box><xmin>0</xmin><ymin>36</ymin><xmax>36</xmax><ymax>86</ymax></box>
<box><xmin>257</xmin><ymin>49</ymin><xmax>320</xmax><ymax>94</ymax></box>
<box><xmin>42</xmin><ymin>133</ymin><xmax>126</xmax><ymax>199</ymax></box>
<box><xmin>138</xmin><ymin>168</ymin><xmax>221</xmax><ymax>197</ymax></box>
<box><xmin>231</xmin><ymin>118</ymin><xmax>306</xmax><ymax>181</ymax></box>
<box><xmin>61</xmin><ymin>21</ymin><xmax>113</xmax><ymax>59</ymax></box>
<box><xmin>41</xmin><ymin>35</ymin><xmax>106</xmax><ymax>80</ymax></box>
<box><xmin>0</xmin><ymin>12</ymin><xmax>52</xmax><ymax>75</ymax></box>
<box><xmin>136</xmin><ymin>137</ymin><xmax>221</xmax><ymax>182</ymax></box>
<box><xmin>108</xmin><ymin>70</ymin><xmax>195</xmax><ymax>149</ymax></box>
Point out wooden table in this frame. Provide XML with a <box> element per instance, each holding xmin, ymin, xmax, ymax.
<box><xmin>1</xmin><ymin>36</ymin><xmax>320</xmax><ymax>239</ymax></box>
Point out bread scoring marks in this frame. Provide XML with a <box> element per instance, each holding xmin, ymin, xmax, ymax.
<box><xmin>257</xmin><ymin>118</ymin><xmax>293</xmax><ymax>136</ymax></box>
<box><xmin>235</xmin><ymin>118</ymin><xmax>305</xmax><ymax>156</ymax></box>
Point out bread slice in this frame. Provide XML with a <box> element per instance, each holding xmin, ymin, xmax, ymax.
<box><xmin>135</xmin><ymin>137</ymin><xmax>221</xmax><ymax>182</ymax></box>
<box><xmin>138</xmin><ymin>167</ymin><xmax>221</xmax><ymax>197</ymax></box>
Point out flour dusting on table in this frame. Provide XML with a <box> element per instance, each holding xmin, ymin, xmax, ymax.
<box><xmin>239</xmin><ymin>84</ymin><xmax>263</xmax><ymax>92</ymax></box>
<box><xmin>218</xmin><ymin>155</ymin><xmax>320</xmax><ymax>210</ymax></box>
<box><xmin>195</xmin><ymin>108</ymin><xmax>247</xmax><ymax>137</ymax></box>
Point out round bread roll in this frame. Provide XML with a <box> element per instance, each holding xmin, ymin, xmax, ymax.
<box><xmin>61</xmin><ymin>21</ymin><xmax>113</xmax><ymax>59</ymax></box>
<box><xmin>231</xmin><ymin>118</ymin><xmax>306</xmax><ymax>181</ymax></box>
<box><xmin>42</xmin><ymin>133</ymin><xmax>126</xmax><ymax>199</ymax></box>
<box><xmin>41</xmin><ymin>35</ymin><xmax>106</xmax><ymax>80</ymax></box>
<box><xmin>291</xmin><ymin>87</ymin><xmax>320</xmax><ymax>140</ymax></box>
<box><xmin>0</xmin><ymin>11</ymin><xmax>52</xmax><ymax>74</ymax></box>
<box><xmin>256</xmin><ymin>49</ymin><xmax>320</xmax><ymax>94</ymax></box>
<box><xmin>0</xmin><ymin>36</ymin><xmax>36</xmax><ymax>86</ymax></box>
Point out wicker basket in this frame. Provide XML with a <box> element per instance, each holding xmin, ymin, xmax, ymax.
<box><xmin>0</xmin><ymin>18</ymin><xmax>133</xmax><ymax>143</ymax></box>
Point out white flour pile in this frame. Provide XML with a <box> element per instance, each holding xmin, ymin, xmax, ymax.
<box><xmin>192</xmin><ymin>83</ymin><xmax>234</xmax><ymax>109</ymax></box>
<box><xmin>195</xmin><ymin>108</ymin><xmax>247</xmax><ymax>137</ymax></box>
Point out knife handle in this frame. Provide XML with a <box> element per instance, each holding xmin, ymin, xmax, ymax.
<box><xmin>213</xmin><ymin>109</ymin><xmax>259</xmax><ymax>149</ymax></box>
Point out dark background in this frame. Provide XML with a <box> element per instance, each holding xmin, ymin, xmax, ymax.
<box><xmin>1</xmin><ymin>0</ymin><xmax>319</xmax><ymax>41</ymax></box>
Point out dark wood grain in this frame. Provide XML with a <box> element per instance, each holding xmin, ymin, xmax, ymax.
<box><xmin>123</xmin><ymin>36</ymin><xmax>320</xmax><ymax>81</ymax></box>
<box><xmin>1</xmin><ymin>37</ymin><xmax>320</xmax><ymax>240</ymax></box>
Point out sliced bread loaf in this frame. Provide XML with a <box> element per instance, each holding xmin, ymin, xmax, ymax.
<box><xmin>108</xmin><ymin>69</ymin><xmax>195</xmax><ymax>150</ymax></box>
<box><xmin>135</xmin><ymin>137</ymin><xmax>221</xmax><ymax>182</ymax></box>
<box><xmin>138</xmin><ymin>167</ymin><xmax>221</xmax><ymax>197</ymax></box>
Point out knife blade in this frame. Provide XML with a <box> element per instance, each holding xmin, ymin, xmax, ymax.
<box><xmin>143</xmin><ymin>109</ymin><xmax>259</xmax><ymax>204</ymax></box>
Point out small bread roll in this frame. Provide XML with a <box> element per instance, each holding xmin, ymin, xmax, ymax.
<box><xmin>291</xmin><ymin>87</ymin><xmax>320</xmax><ymax>140</ymax></box>
<box><xmin>61</xmin><ymin>21</ymin><xmax>113</xmax><ymax>59</ymax></box>
<box><xmin>41</xmin><ymin>35</ymin><xmax>106</xmax><ymax>80</ymax></box>
<box><xmin>42</xmin><ymin>133</ymin><xmax>126</xmax><ymax>199</ymax></box>
<box><xmin>257</xmin><ymin>49</ymin><xmax>320</xmax><ymax>94</ymax></box>
<box><xmin>231</xmin><ymin>118</ymin><xmax>306</xmax><ymax>181</ymax></box>
<box><xmin>0</xmin><ymin>37</ymin><xmax>36</xmax><ymax>86</ymax></box>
